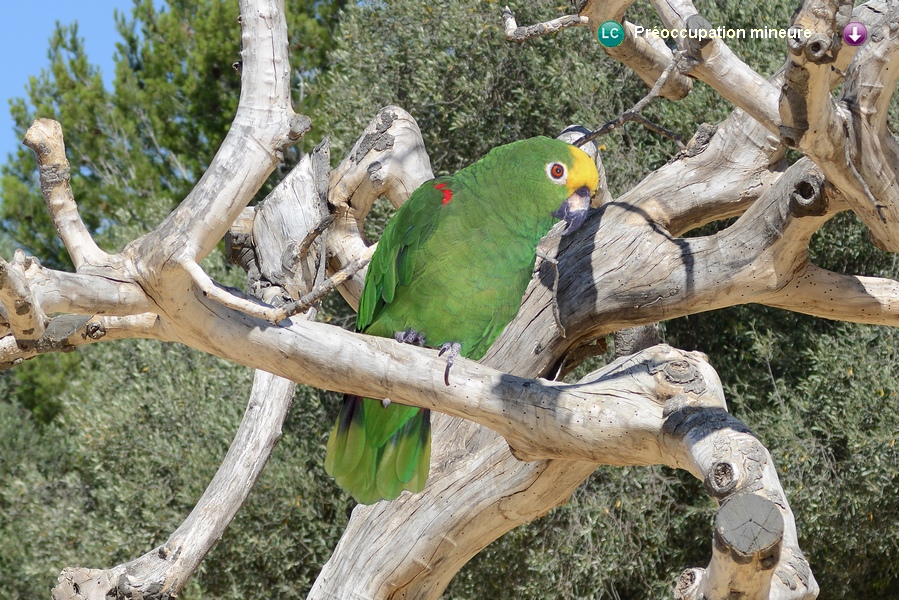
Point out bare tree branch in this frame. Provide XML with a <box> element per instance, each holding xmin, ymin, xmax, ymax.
<box><xmin>0</xmin><ymin>313</ymin><xmax>163</xmax><ymax>370</ymax></box>
<box><xmin>23</xmin><ymin>119</ymin><xmax>108</xmax><ymax>270</ymax></box>
<box><xmin>501</xmin><ymin>5</ymin><xmax>589</xmax><ymax>42</ymax></box>
<box><xmin>133</xmin><ymin>0</ymin><xmax>310</xmax><ymax>265</ymax></box>
<box><xmin>764</xmin><ymin>263</ymin><xmax>899</xmax><ymax>323</ymax></box>
<box><xmin>782</xmin><ymin>0</ymin><xmax>899</xmax><ymax>251</ymax></box>
<box><xmin>649</xmin><ymin>0</ymin><xmax>783</xmax><ymax>132</ymax></box>
<box><xmin>577</xmin><ymin>58</ymin><xmax>685</xmax><ymax>149</ymax></box>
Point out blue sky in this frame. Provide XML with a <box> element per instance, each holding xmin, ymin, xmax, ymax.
<box><xmin>0</xmin><ymin>1</ymin><xmax>135</xmax><ymax>162</ymax></box>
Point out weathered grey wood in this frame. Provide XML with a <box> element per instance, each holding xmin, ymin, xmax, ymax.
<box><xmin>252</xmin><ymin>142</ymin><xmax>330</xmax><ymax>304</ymax></box>
<box><xmin>717</xmin><ymin>494</ymin><xmax>784</xmax><ymax>558</ymax></box>
<box><xmin>502</xmin><ymin>5</ymin><xmax>588</xmax><ymax>42</ymax></box>
<box><xmin>22</xmin><ymin>119</ymin><xmax>107</xmax><ymax>270</ymax></box>
<box><xmin>648</xmin><ymin>0</ymin><xmax>782</xmax><ymax>133</ymax></box>
<box><xmin>614</xmin><ymin>324</ymin><xmax>661</xmax><ymax>356</ymax></box>
<box><xmin>782</xmin><ymin>0</ymin><xmax>899</xmax><ymax>252</ymax></box>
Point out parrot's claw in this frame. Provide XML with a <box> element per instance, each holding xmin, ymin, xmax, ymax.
<box><xmin>438</xmin><ymin>342</ymin><xmax>462</xmax><ymax>386</ymax></box>
<box><xmin>395</xmin><ymin>328</ymin><xmax>427</xmax><ymax>346</ymax></box>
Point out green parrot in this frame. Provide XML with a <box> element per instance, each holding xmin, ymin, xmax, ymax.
<box><xmin>325</xmin><ymin>136</ymin><xmax>600</xmax><ymax>504</ymax></box>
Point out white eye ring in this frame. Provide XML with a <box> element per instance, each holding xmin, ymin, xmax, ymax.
<box><xmin>546</xmin><ymin>162</ymin><xmax>568</xmax><ymax>185</ymax></box>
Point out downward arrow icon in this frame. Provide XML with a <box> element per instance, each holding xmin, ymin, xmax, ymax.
<box><xmin>842</xmin><ymin>22</ymin><xmax>867</xmax><ymax>46</ymax></box>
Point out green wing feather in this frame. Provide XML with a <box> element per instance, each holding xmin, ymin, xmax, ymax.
<box><xmin>356</xmin><ymin>179</ymin><xmax>447</xmax><ymax>332</ymax></box>
<box><xmin>323</xmin><ymin>395</ymin><xmax>365</xmax><ymax>478</ymax></box>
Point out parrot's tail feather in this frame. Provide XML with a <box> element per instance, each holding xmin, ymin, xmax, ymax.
<box><xmin>393</xmin><ymin>409</ymin><xmax>431</xmax><ymax>484</ymax></box>
<box><xmin>324</xmin><ymin>395</ymin><xmax>365</xmax><ymax>478</ymax></box>
<box><xmin>325</xmin><ymin>396</ymin><xmax>432</xmax><ymax>504</ymax></box>
<box><xmin>375</xmin><ymin>408</ymin><xmax>431</xmax><ymax>500</ymax></box>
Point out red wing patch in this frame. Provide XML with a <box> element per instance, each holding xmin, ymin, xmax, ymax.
<box><xmin>434</xmin><ymin>183</ymin><xmax>453</xmax><ymax>205</ymax></box>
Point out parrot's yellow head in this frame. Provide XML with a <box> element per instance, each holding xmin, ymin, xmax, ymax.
<box><xmin>546</xmin><ymin>145</ymin><xmax>599</xmax><ymax>196</ymax></box>
<box><xmin>541</xmin><ymin>141</ymin><xmax>600</xmax><ymax>234</ymax></box>
<box><xmin>471</xmin><ymin>136</ymin><xmax>601</xmax><ymax>234</ymax></box>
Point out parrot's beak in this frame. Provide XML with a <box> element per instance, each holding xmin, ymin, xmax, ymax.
<box><xmin>553</xmin><ymin>186</ymin><xmax>592</xmax><ymax>235</ymax></box>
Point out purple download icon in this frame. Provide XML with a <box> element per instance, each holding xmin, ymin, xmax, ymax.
<box><xmin>843</xmin><ymin>22</ymin><xmax>868</xmax><ymax>46</ymax></box>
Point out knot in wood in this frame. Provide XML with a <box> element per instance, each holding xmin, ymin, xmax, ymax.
<box><xmin>683</xmin><ymin>123</ymin><xmax>717</xmax><ymax>158</ymax></box>
<box><xmin>352</xmin><ymin>110</ymin><xmax>398</xmax><ymax>163</ymax></box>
<box><xmin>704</xmin><ymin>460</ymin><xmax>739</xmax><ymax>498</ymax></box>
<box><xmin>354</xmin><ymin>134</ymin><xmax>394</xmax><ymax>164</ymax></box>
<box><xmin>663</xmin><ymin>359</ymin><xmax>692</xmax><ymax>382</ymax></box>
<box><xmin>807</xmin><ymin>34</ymin><xmax>833</xmax><ymax>61</ymax></box>
<box><xmin>789</xmin><ymin>172</ymin><xmax>826</xmax><ymax>217</ymax></box>
<box><xmin>86</xmin><ymin>321</ymin><xmax>107</xmax><ymax>340</ymax></box>
<box><xmin>38</xmin><ymin>164</ymin><xmax>70</xmax><ymax>190</ymax></box>
<box><xmin>662</xmin><ymin>394</ymin><xmax>689</xmax><ymax>417</ymax></box>
<box><xmin>788</xmin><ymin>32</ymin><xmax>835</xmax><ymax>63</ymax></box>
<box><xmin>367</xmin><ymin>160</ymin><xmax>387</xmax><ymax>190</ymax></box>
<box><xmin>16</xmin><ymin>338</ymin><xmax>37</xmax><ymax>351</ymax></box>
<box><xmin>651</xmin><ymin>359</ymin><xmax>706</xmax><ymax>395</ymax></box>
<box><xmin>674</xmin><ymin>568</ymin><xmax>702</xmax><ymax>599</ymax></box>
<box><xmin>14</xmin><ymin>299</ymin><xmax>32</xmax><ymax>316</ymax></box>
<box><xmin>685</xmin><ymin>14</ymin><xmax>713</xmax><ymax>52</ymax></box>
<box><xmin>779</xmin><ymin>124</ymin><xmax>806</xmax><ymax>149</ymax></box>
<box><xmin>777</xmin><ymin>549</ymin><xmax>814</xmax><ymax>589</ymax></box>
<box><xmin>289</xmin><ymin>114</ymin><xmax>312</xmax><ymax>140</ymax></box>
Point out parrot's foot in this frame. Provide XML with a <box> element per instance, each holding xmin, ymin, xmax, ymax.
<box><xmin>387</xmin><ymin>329</ymin><xmax>428</xmax><ymax>407</ymax></box>
<box><xmin>395</xmin><ymin>328</ymin><xmax>427</xmax><ymax>346</ymax></box>
<box><xmin>438</xmin><ymin>342</ymin><xmax>462</xmax><ymax>386</ymax></box>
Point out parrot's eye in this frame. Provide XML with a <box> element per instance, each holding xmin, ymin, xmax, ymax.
<box><xmin>546</xmin><ymin>162</ymin><xmax>567</xmax><ymax>183</ymax></box>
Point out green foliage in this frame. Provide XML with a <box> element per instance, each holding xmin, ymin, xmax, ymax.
<box><xmin>779</xmin><ymin>325</ymin><xmax>899</xmax><ymax>596</ymax></box>
<box><xmin>0</xmin><ymin>340</ymin><xmax>351</xmax><ymax>599</ymax></box>
<box><xmin>2</xmin><ymin>352</ymin><xmax>81</xmax><ymax>424</ymax></box>
<box><xmin>447</xmin><ymin>467</ymin><xmax>714</xmax><ymax>599</ymax></box>
<box><xmin>198</xmin><ymin>386</ymin><xmax>351</xmax><ymax>598</ymax></box>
